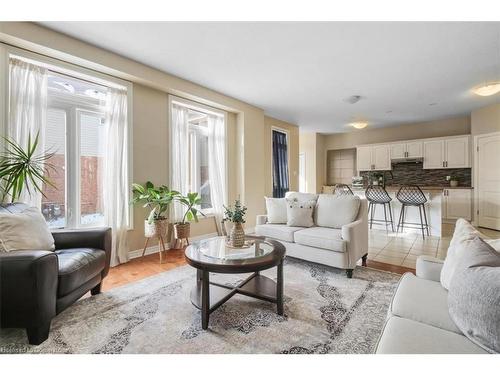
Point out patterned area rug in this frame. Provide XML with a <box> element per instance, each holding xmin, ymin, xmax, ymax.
<box><xmin>0</xmin><ymin>258</ymin><xmax>400</xmax><ymax>354</ymax></box>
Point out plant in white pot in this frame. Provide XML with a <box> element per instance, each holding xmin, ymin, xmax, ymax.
<box><xmin>223</xmin><ymin>199</ymin><xmax>247</xmax><ymax>248</ymax></box>
<box><xmin>173</xmin><ymin>192</ymin><xmax>205</xmax><ymax>243</ymax></box>
<box><xmin>132</xmin><ymin>181</ymin><xmax>178</xmax><ymax>240</ymax></box>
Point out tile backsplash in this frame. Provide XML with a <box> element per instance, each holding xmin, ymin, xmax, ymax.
<box><xmin>360</xmin><ymin>163</ymin><xmax>471</xmax><ymax>187</ymax></box>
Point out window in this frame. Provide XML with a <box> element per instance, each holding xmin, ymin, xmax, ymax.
<box><xmin>170</xmin><ymin>98</ymin><xmax>226</xmax><ymax>219</ymax></box>
<box><xmin>272</xmin><ymin>129</ymin><xmax>289</xmax><ymax>198</ymax></box>
<box><xmin>41</xmin><ymin>72</ymin><xmax>109</xmax><ymax>228</ymax></box>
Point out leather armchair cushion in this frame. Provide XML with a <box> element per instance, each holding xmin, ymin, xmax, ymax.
<box><xmin>56</xmin><ymin>248</ymin><xmax>106</xmax><ymax>297</ymax></box>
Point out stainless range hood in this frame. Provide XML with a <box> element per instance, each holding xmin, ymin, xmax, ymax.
<box><xmin>391</xmin><ymin>157</ymin><xmax>424</xmax><ymax>164</ymax></box>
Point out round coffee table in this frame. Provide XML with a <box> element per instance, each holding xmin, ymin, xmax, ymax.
<box><xmin>184</xmin><ymin>235</ymin><xmax>286</xmax><ymax>330</ymax></box>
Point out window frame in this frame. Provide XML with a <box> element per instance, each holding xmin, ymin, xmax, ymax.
<box><xmin>0</xmin><ymin>44</ymin><xmax>134</xmax><ymax>230</ymax></box>
<box><xmin>168</xmin><ymin>95</ymin><xmax>228</xmax><ymax>217</ymax></box>
<box><xmin>271</xmin><ymin>126</ymin><xmax>290</xmax><ymax>197</ymax></box>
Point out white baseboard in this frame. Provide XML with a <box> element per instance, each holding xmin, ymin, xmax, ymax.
<box><xmin>128</xmin><ymin>231</ymin><xmax>219</xmax><ymax>260</ymax></box>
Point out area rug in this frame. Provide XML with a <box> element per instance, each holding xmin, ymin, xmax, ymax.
<box><xmin>0</xmin><ymin>258</ymin><xmax>400</xmax><ymax>354</ymax></box>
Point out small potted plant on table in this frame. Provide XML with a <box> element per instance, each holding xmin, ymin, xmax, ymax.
<box><xmin>223</xmin><ymin>199</ymin><xmax>248</xmax><ymax>248</ymax></box>
<box><xmin>132</xmin><ymin>181</ymin><xmax>178</xmax><ymax>261</ymax></box>
<box><xmin>173</xmin><ymin>192</ymin><xmax>205</xmax><ymax>247</ymax></box>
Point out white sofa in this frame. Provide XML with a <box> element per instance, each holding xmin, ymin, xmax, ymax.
<box><xmin>255</xmin><ymin>192</ymin><xmax>369</xmax><ymax>278</ymax></box>
<box><xmin>375</xmin><ymin>220</ymin><xmax>494</xmax><ymax>354</ymax></box>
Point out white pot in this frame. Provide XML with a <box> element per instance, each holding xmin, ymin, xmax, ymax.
<box><xmin>450</xmin><ymin>180</ymin><xmax>459</xmax><ymax>187</ymax></box>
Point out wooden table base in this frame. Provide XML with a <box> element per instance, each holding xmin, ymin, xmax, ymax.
<box><xmin>190</xmin><ymin>263</ymin><xmax>284</xmax><ymax>329</ymax></box>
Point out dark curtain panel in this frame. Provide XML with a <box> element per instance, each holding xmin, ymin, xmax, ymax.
<box><xmin>272</xmin><ymin>130</ymin><xmax>289</xmax><ymax>198</ymax></box>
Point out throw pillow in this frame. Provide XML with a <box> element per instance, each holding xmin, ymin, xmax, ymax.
<box><xmin>448</xmin><ymin>237</ymin><xmax>500</xmax><ymax>353</ymax></box>
<box><xmin>264</xmin><ymin>197</ymin><xmax>287</xmax><ymax>224</ymax></box>
<box><xmin>0</xmin><ymin>206</ymin><xmax>55</xmax><ymax>252</ymax></box>
<box><xmin>285</xmin><ymin>191</ymin><xmax>319</xmax><ymax>204</ymax></box>
<box><xmin>286</xmin><ymin>198</ymin><xmax>315</xmax><ymax>227</ymax></box>
<box><xmin>315</xmin><ymin>194</ymin><xmax>361</xmax><ymax>228</ymax></box>
<box><xmin>440</xmin><ymin>218</ymin><xmax>485</xmax><ymax>290</ymax></box>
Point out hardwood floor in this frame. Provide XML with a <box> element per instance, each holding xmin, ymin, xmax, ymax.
<box><xmin>102</xmin><ymin>247</ymin><xmax>412</xmax><ymax>292</ymax></box>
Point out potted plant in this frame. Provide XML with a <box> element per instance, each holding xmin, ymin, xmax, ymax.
<box><xmin>0</xmin><ymin>132</ymin><xmax>56</xmax><ymax>203</ymax></box>
<box><xmin>446</xmin><ymin>175</ymin><xmax>459</xmax><ymax>187</ymax></box>
<box><xmin>223</xmin><ymin>199</ymin><xmax>247</xmax><ymax>247</ymax></box>
<box><xmin>132</xmin><ymin>181</ymin><xmax>178</xmax><ymax>239</ymax></box>
<box><xmin>173</xmin><ymin>192</ymin><xmax>205</xmax><ymax>241</ymax></box>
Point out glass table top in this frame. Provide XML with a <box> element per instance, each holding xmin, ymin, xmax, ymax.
<box><xmin>196</xmin><ymin>237</ymin><xmax>274</xmax><ymax>260</ymax></box>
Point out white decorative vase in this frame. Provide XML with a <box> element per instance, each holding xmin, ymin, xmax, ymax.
<box><xmin>450</xmin><ymin>180</ymin><xmax>459</xmax><ymax>187</ymax></box>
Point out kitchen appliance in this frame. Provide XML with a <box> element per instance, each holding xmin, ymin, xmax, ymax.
<box><xmin>391</xmin><ymin>157</ymin><xmax>423</xmax><ymax>164</ymax></box>
<box><xmin>352</xmin><ymin>176</ymin><xmax>364</xmax><ymax>189</ymax></box>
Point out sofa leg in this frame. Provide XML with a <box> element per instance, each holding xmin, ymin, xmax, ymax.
<box><xmin>362</xmin><ymin>254</ymin><xmax>368</xmax><ymax>267</ymax></box>
<box><xmin>27</xmin><ymin>321</ymin><xmax>51</xmax><ymax>345</ymax></box>
<box><xmin>91</xmin><ymin>282</ymin><xmax>102</xmax><ymax>295</ymax></box>
<box><xmin>346</xmin><ymin>269</ymin><xmax>353</xmax><ymax>279</ymax></box>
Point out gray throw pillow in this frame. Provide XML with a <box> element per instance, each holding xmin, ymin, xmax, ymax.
<box><xmin>448</xmin><ymin>237</ymin><xmax>500</xmax><ymax>353</ymax></box>
<box><xmin>286</xmin><ymin>198</ymin><xmax>315</xmax><ymax>227</ymax></box>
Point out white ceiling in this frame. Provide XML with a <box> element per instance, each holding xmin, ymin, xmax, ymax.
<box><xmin>40</xmin><ymin>22</ymin><xmax>500</xmax><ymax>133</ymax></box>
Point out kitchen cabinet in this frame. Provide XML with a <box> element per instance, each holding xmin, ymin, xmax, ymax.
<box><xmin>390</xmin><ymin>141</ymin><xmax>423</xmax><ymax>159</ymax></box>
<box><xmin>442</xmin><ymin>188</ymin><xmax>472</xmax><ymax>221</ymax></box>
<box><xmin>423</xmin><ymin>136</ymin><xmax>469</xmax><ymax>169</ymax></box>
<box><xmin>445</xmin><ymin>137</ymin><xmax>470</xmax><ymax>168</ymax></box>
<box><xmin>356</xmin><ymin>145</ymin><xmax>391</xmax><ymax>171</ymax></box>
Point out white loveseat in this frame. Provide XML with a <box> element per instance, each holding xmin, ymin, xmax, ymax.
<box><xmin>375</xmin><ymin>219</ymin><xmax>495</xmax><ymax>354</ymax></box>
<box><xmin>255</xmin><ymin>192</ymin><xmax>369</xmax><ymax>278</ymax></box>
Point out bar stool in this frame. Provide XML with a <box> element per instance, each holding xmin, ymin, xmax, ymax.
<box><xmin>334</xmin><ymin>184</ymin><xmax>354</xmax><ymax>196</ymax></box>
<box><xmin>396</xmin><ymin>185</ymin><xmax>430</xmax><ymax>239</ymax></box>
<box><xmin>365</xmin><ymin>185</ymin><xmax>394</xmax><ymax>233</ymax></box>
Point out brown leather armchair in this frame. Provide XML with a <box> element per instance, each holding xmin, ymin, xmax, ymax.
<box><xmin>0</xmin><ymin>203</ymin><xmax>112</xmax><ymax>345</ymax></box>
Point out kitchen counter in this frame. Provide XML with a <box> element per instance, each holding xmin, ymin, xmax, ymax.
<box><xmin>351</xmin><ymin>185</ymin><xmax>473</xmax><ymax>192</ymax></box>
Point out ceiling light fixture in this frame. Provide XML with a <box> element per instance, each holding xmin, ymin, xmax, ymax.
<box><xmin>472</xmin><ymin>82</ymin><xmax>500</xmax><ymax>97</ymax></box>
<box><xmin>350</xmin><ymin>121</ymin><xmax>368</xmax><ymax>129</ymax></box>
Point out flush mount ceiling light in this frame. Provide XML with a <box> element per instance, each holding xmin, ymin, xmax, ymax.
<box><xmin>343</xmin><ymin>95</ymin><xmax>362</xmax><ymax>104</ymax></box>
<box><xmin>350</xmin><ymin>121</ymin><xmax>368</xmax><ymax>129</ymax></box>
<box><xmin>472</xmin><ymin>82</ymin><xmax>500</xmax><ymax>97</ymax></box>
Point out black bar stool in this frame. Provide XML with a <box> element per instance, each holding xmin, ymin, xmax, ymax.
<box><xmin>365</xmin><ymin>185</ymin><xmax>394</xmax><ymax>233</ymax></box>
<box><xmin>334</xmin><ymin>184</ymin><xmax>354</xmax><ymax>196</ymax></box>
<box><xmin>396</xmin><ymin>185</ymin><xmax>430</xmax><ymax>239</ymax></box>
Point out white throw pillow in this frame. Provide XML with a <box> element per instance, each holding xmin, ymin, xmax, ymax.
<box><xmin>286</xmin><ymin>199</ymin><xmax>315</xmax><ymax>227</ymax></box>
<box><xmin>0</xmin><ymin>206</ymin><xmax>55</xmax><ymax>252</ymax></box>
<box><xmin>285</xmin><ymin>191</ymin><xmax>319</xmax><ymax>204</ymax></box>
<box><xmin>264</xmin><ymin>197</ymin><xmax>287</xmax><ymax>224</ymax></box>
<box><xmin>315</xmin><ymin>194</ymin><xmax>361</xmax><ymax>229</ymax></box>
<box><xmin>440</xmin><ymin>218</ymin><xmax>486</xmax><ymax>290</ymax></box>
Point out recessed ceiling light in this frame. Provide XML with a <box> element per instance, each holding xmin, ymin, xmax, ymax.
<box><xmin>343</xmin><ymin>95</ymin><xmax>362</xmax><ymax>104</ymax></box>
<box><xmin>386</xmin><ymin>110</ymin><xmax>393</xmax><ymax>114</ymax></box>
<box><xmin>350</xmin><ymin>122</ymin><xmax>368</xmax><ymax>129</ymax></box>
<box><xmin>472</xmin><ymin>82</ymin><xmax>500</xmax><ymax>97</ymax></box>
<box><xmin>429</xmin><ymin>102</ymin><xmax>438</xmax><ymax>106</ymax></box>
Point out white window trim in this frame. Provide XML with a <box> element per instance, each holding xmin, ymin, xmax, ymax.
<box><xmin>271</xmin><ymin>126</ymin><xmax>290</xmax><ymax>195</ymax></box>
<box><xmin>168</xmin><ymin>95</ymin><xmax>228</xmax><ymax>217</ymax></box>
<box><xmin>0</xmin><ymin>43</ymin><xmax>134</xmax><ymax>230</ymax></box>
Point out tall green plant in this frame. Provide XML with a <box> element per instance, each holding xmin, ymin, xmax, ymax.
<box><xmin>132</xmin><ymin>181</ymin><xmax>179</xmax><ymax>223</ymax></box>
<box><xmin>176</xmin><ymin>192</ymin><xmax>205</xmax><ymax>224</ymax></box>
<box><xmin>0</xmin><ymin>132</ymin><xmax>56</xmax><ymax>203</ymax></box>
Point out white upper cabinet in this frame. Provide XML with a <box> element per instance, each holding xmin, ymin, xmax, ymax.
<box><xmin>390</xmin><ymin>141</ymin><xmax>423</xmax><ymax>159</ymax></box>
<box><xmin>390</xmin><ymin>143</ymin><xmax>406</xmax><ymax>159</ymax></box>
<box><xmin>406</xmin><ymin>141</ymin><xmax>423</xmax><ymax>158</ymax></box>
<box><xmin>372</xmin><ymin>144</ymin><xmax>392</xmax><ymax>170</ymax></box>
<box><xmin>423</xmin><ymin>136</ymin><xmax>470</xmax><ymax>169</ymax></box>
<box><xmin>356</xmin><ymin>145</ymin><xmax>391</xmax><ymax>171</ymax></box>
<box><xmin>445</xmin><ymin>137</ymin><xmax>470</xmax><ymax>168</ymax></box>
<box><xmin>356</xmin><ymin>146</ymin><xmax>372</xmax><ymax>171</ymax></box>
<box><xmin>423</xmin><ymin>140</ymin><xmax>445</xmax><ymax>169</ymax></box>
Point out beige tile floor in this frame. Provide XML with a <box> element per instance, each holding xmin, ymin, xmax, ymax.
<box><xmin>368</xmin><ymin>223</ymin><xmax>500</xmax><ymax>269</ymax></box>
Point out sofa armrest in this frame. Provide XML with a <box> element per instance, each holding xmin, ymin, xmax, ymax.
<box><xmin>342</xmin><ymin>218</ymin><xmax>369</xmax><ymax>268</ymax></box>
<box><xmin>416</xmin><ymin>256</ymin><xmax>444</xmax><ymax>282</ymax></box>
<box><xmin>52</xmin><ymin>227</ymin><xmax>112</xmax><ymax>277</ymax></box>
<box><xmin>256</xmin><ymin>215</ymin><xmax>268</xmax><ymax>225</ymax></box>
<box><xmin>0</xmin><ymin>251</ymin><xmax>58</xmax><ymax>328</ymax></box>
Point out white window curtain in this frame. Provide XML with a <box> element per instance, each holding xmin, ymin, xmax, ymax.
<box><xmin>207</xmin><ymin>114</ymin><xmax>227</xmax><ymax>234</ymax></box>
<box><xmin>8</xmin><ymin>58</ymin><xmax>48</xmax><ymax>208</ymax></box>
<box><xmin>170</xmin><ymin>103</ymin><xmax>190</xmax><ymax>222</ymax></box>
<box><xmin>104</xmin><ymin>87</ymin><xmax>129</xmax><ymax>266</ymax></box>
